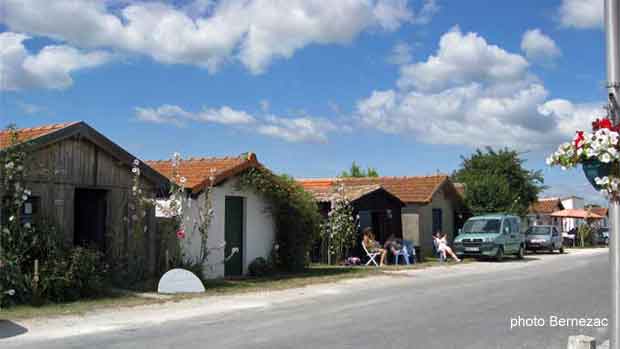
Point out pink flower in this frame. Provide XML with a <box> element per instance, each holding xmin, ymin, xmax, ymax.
<box><xmin>176</xmin><ymin>229</ymin><xmax>186</xmax><ymax>239</ymax></box>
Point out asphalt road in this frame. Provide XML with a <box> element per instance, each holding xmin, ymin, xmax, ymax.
<box><xmin>1</xmin><ymin>249</ymin><xmax>610</xmax><ymax>349</ymax></box>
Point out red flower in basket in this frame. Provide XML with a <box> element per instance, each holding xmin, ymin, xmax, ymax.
<box><xmin>176</xmin><ymin>229</ymin><xmax>186</xmax><ymax>239</ymax></box>
<box><xmin>593</xmin><ymin>118</ymin><xmax>613</xmax><ymax>131</ymax></box>
<box><xmin>574</xmin><ymin>131</ymin><xmax>585</xmax><ymax>149</ymax></box>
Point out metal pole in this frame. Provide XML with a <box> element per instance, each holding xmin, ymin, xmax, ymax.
<box><xmin>606</xmin><ymin>1</ymin><xmax>620</xmax><ymax>347</ymax></box>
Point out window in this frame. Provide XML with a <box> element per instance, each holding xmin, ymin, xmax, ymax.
<box><xmin>21</xmin><ymin>197</ymin><xmax>39</xmax><ymax>225</ymax></box>
<box><xmin>432</xmin><ymin>209</ymin><xmax>443</xmax><ymax>233</ymax></box>
<box><xmin>0</xmin><ymin>196</ymin><xmax>39</xmax><ymax>226</ymax></box>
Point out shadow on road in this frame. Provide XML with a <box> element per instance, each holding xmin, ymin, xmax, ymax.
<box><xmin>476</xmin><ymin>256</ymin><xmax>541</xmax><ymax>264</ymax></box>
<box><xmin>0</xmin><ymin>320</ymin><xmax>28</xmax><ymax>339</ymax></box>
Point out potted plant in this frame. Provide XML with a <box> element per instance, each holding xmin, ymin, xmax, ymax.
<box><xmin>547</xmin><ymin>118</ymin><xmax>620</xmax><ymax>196</ymax></box>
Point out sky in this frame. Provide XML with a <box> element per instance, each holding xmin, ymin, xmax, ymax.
<box><xmin>0</xmin><ymin>0</ymin><xmax>611</xmax><ymax>204</ymax></box>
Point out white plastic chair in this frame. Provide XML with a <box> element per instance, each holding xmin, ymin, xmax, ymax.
<box><xmin>362</xmin><ymin>242</ymin><xmax>381</xmax><ymax>267</ymax></box>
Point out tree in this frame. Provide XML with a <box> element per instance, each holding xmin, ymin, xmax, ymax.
<box><xmin>339</xmin><ymin>161</ymin><xmax>379</xmax><ymax>178</ymax></box>
<box><xmin>452</xmin><ymin>147</ymin><xmax>546</xmax><ymax>216</ymax></box>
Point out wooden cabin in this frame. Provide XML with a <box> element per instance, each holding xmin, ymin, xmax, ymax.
<box><xmin>0</xmin><ymin>122</ymin><xmax>169</xmax><ymax>273</ymax></box>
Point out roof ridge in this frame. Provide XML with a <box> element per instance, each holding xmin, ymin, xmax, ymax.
<box><xmin>145</xmin><ymin>155</ymin><xmax>249</xmax><ymax>163</ymax></box>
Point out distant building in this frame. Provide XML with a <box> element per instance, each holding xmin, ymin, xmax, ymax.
<box><xmin>560</xmin><ymin>196</ymin><xmax>585</xmax><ymax>232</ymax></box>
<box><xmin>527</xmin><ymin>198</ymin><xmax>564</xmax><ymax>229</ymax></box>
<box><xmin>298</xmin><ymin>175</ymin><xmax>468</xmax><ymax>256</ymax></box>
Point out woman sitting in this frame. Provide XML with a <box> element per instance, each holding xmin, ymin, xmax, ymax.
<box><xmin>433</xmin><ymin>231</ymin><xmax>461</xmax><ymax>263</ymax></box>
<box><xmin>361</xmin><ymin>227</ymin><xmax>387</xmax><ymax>266</ymax></box>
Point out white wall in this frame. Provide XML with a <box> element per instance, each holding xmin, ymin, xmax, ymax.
<box><xmin>165</xmin><ymin>177</ymin><xmax>275</xmax><ymax>278</ymax></box>
<box><xmin>561</xmin><ymin>197</ymin><xmax>585</xmax><ymax>209</ymax></box>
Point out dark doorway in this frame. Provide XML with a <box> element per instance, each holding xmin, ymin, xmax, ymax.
<box><xmin>432</xmin><ymin>208</ymin><xmax>443</xmax><ymax>234</ymax></box>
<box><xmin>74</xmin><ymin>188</ymin><xmax>107</xmax><ymax>251</ymax></box>
<box><xmin>225</xmin><ymin>196</ymin><xmax>244</xmax><ymax>277</ymax></box>
<box><xmin>371</xmin><ymin>211</ymin><xmax>389</xmax><ymax>243</ymax></box>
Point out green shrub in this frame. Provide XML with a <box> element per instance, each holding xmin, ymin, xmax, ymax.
<box><xmin>39</xmin><ymin>247</ymin><xmax>109</xmax><ymax>303</ymax></box>
<box><xmin>248</xmin><ymin>257</ymin><xmax>273</xmax><ymax>277</ymax></box>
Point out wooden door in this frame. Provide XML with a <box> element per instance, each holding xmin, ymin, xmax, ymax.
<box><xmin>225</xmin><ymin>196</ymin><xmax>244</xmax><ymax>276</ymax></box>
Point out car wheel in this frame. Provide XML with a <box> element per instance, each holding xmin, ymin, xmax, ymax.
<box><xmin>516</xmin><ymin>245</ymin><xmax>525</xmax><ymax>259</ymax></box>
<box><xmin>495</xmin><ymin>246</ymin><xmax>504</xmax><ymax>262</ymax></box>
<box><xmin>560</xmin><ymin>246</ymin><xmax>564</xmax><ymax>254</ymax></box>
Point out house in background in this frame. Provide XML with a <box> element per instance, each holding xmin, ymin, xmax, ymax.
<box><xmin>587</xmin><ymin>206</ymin><xmax>609</xmax><ymax>228</ymax></box>
<box><xmin>147</xmin><ymin>153</ymin><xmax>275</xmax><ymax>278</ymax></box>
<box><xmin>0</xmin><ymin>122</ymin><xmax>170</xmax><ymax>274</ymax></box>
<box><xmin>299</xmin><ymin>175</ymin><xmax>467</xmax><ymax>256</ymax></box>
<box><xmin>560</xmin><ymin>196</ymin><xmax>585</xmax><ymax>232</ymax></box>
<box><xmin>527</xmin><ymin>198</ymin><xmax>564</xmax><ymax>229</ymax></box>
<box><xmin>298</xmin><ymin>180</ymin><xmax>405</xmax><ymax>262</ymax></box>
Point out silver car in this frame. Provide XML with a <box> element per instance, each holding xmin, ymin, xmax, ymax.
<box><xmin>525</xmin><ymin>225</ymin><xmax>564</xmax><ymax>254</ymax></box>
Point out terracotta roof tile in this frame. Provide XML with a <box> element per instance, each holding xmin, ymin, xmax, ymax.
<box><xmin>590</xmin><ymin>207</ymin><xmax>609</xmax><ymax>217</ymax></box>
<box><xmin>0</xmin><ymin>122</ymin><xmax>78</xmax><ymax>149</ymax></box>
<box><xmin>529</xmin><ymin>198</ymin><xmax>564</xmax><ymax>214</ymax></box>
<box><xmin>146</xmin><ymin>153</ymin><xmax>259</xmax><ymax>193</ymax></box>
<box><xmin>298</xmin><ymin>175</ymin><xmax>450</xmax><ymax>204</ymax></box>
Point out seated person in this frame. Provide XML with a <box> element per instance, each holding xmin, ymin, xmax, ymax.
<box><xmin>361</xmin><ymin>228</ymin><xmax>387</xmax><ymax>266</ymax></box>
<box><xmin>433</xmin><ymin>231</ymin><xmax>461</xmax><ymax>263</ymax></box>
<box><xmin>384</xmin><ymin>234</ymin><xmax>403</xmax><ymax>255</ymax></box>
<box><xmin>385</xmin><ymin>234</ymin><xmax>411</xmax><ymax>264</ymax></box>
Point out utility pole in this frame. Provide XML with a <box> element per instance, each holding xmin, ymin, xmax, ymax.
<box><xmin>605</xmin><ymin>1</ymin><xmax>620</xmax><ymax>347</ymax></box>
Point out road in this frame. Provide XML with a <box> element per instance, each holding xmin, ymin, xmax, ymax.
<box><xmin>1</xmin><ymin>249</ymin><xmax>610</xmax><ymax>349</ymax></box>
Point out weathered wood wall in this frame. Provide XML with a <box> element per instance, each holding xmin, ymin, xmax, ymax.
<box><xmin>17</xmin><ymin>136</ymin><xmax>159</xmax><ymax>274</ymax></box>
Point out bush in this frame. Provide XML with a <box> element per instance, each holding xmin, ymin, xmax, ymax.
<box><xmin>248</xmin><ymin>257</ymin><xmax>273</xmax><ymax>277</ymax></box>
<box><xmin>39</xmin><ymin>247</ymin><xmax>109</xmax><ymax>303</ymax></box>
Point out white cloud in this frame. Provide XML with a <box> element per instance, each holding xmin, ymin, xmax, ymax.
<box><xmin>134</xmin><ymin>105</ymin><xmax>190</xmax><ymax>127</ymax></box>
<box><xmin>257</xmin><ymin>115</ymin><xmax>337</xmax><ymax>143</ymax></box>
<box><xmin>558</xmin><ymin>0</ymin><xmax>602</xmax><ymax>29</ymax></box>
<box><xmin>397</xmin><ymin>27</ymin><xmax>529</xmax><ymax>92</ymax></box>
<box><xmin>387</xmin><ymin>42</ymin><xmax>412</xmax><ymax>65</ymax></box>
<box><xmin>357</xmin><ymin>27</ymin><xmax>603</xmax><ymax>149</ymax></box>
<box><xmin>135</xmin><ymin>104</ymin><xmax>340</xmax><ymax>143</ymax></box>
<box><xmin>521</xmin><ymin>29</ymin><xmax>561</xmax><ymax>64</ymax></box>
<box><xmin>195</xmin><ymin>106</ymin><xmax>256</xmax><ymax>125</ymax></box>
<box><xmin>2</xmin><ymin>0</ymin><xmax>434</xmax><ymax>74</ymax></box>
<box><xmin>0</xmin><ymin>32</ymin><xmax>110</xmax><ymax>91</ymax></box>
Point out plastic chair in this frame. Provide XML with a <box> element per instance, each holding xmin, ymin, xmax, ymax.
<box><xmin>394</xmin><ymin>240</ymin><xmax>417</xmax><ymax>265</ymax></box>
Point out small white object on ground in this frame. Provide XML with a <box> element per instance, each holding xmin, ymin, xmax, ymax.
<box><xmin>567</xmin><ymin>335</ymin><xmax>596</xmax><ymax>349</ymax></box>
<box><xmin>157</xmin><ymin>268</ymin><xmax>205</xmax><ymax>294</ymax></box>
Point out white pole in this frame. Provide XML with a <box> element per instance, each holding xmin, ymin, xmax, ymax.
<box><xmin>605</xmin><ymin>1</ymin><xmax>620</xmax><ymax>348</ymax></box>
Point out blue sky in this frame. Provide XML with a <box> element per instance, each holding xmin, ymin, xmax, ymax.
<box><xmin>0</xmin><ymin>0</ymin><xmax>610</xmax><ymax>204</ymax></box>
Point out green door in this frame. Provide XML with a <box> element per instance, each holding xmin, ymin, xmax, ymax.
<box><xmin>225</xmin><ymin>196</ymin><xmax>244</xmax><ymax>276</ymax></box>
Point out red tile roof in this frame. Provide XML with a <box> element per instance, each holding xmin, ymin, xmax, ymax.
<box><xmin>146</xmin><ymin>153</ymin><xmax>259</xmax><ymax>193</ymax></box>
<box><xmin>0</xmin><ymin>122</ymin><xmax>78</xmax><ymax>149</ymax></box>
<box><xmin>529</xmin><ymin>198</ymin><xmax>564</xmax><ymax>214</ymax></box>
<box><xmin>589</xmin><ymin>207</ymin><xmax>609</xmax><ymax>217</ymax></box>
<box><xmin>298</xmin><ymin>175</ymin><xmax>451</xmax><ymax>204</ymax></box>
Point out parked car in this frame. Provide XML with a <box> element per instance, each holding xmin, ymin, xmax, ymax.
<box><xmin>454</xmin><ymin>214</ymin><xmax>525</xmax><ymax>261</ymax></box>
<box><xmin>525</xmin><ymin>225</ymin><xmax>564</xmax><ymax>254</ymax></box>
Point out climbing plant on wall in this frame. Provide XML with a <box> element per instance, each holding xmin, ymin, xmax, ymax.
<box><xmin>238</xmin><ymin>167</ymin><xmax>322</xmax><ymax>272</ymax></box>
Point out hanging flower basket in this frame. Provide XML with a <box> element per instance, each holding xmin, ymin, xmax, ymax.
<box><xmin>582</xmin><ymin>159</ymin><xmax>613</xmax><ymax>191</ymax></box>
<box><xmin>547</xmin><ymin>118</ymin><xmax>620</xmax><ymax>197</ymax></box>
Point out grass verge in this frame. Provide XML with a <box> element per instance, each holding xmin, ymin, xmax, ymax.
<box><xmin>1</xmin><ymin>259</ymin><xmax>467</xmax><ymax>320</ymax></box>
